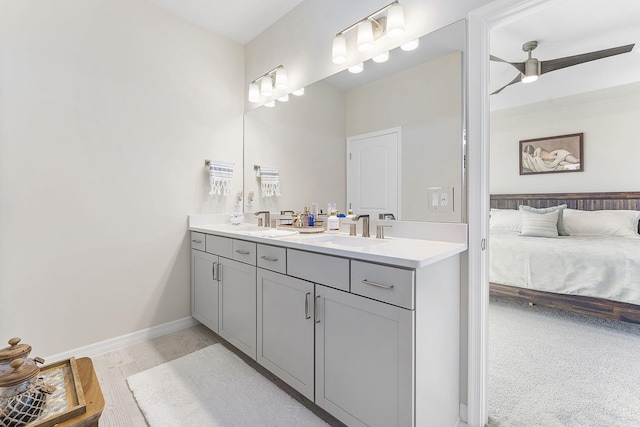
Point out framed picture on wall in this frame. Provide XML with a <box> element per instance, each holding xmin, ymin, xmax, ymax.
<box><xmin>519</xmin><ymin>133</ymin><xmax>583</xmax><ymax>175</ymax></box>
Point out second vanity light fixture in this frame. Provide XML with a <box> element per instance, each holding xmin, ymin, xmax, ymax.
<box><xmin>248</xmin><ymin>65</ymin><xmax>305</xmax><ymax>105</ymax></box>
<box><xmin>332</xmin><ymin>1</ymin><xmax>405</xmax><ymax>68</ymax></box>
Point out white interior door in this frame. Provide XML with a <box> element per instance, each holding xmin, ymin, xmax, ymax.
<box><xmin>347</xmin><ymin>127</ymin><xmax>400</xmax><ymax>218</ymax></box>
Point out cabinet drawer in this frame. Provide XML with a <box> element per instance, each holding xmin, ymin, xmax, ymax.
<box><xmin>287</xmin><ymin>249</ymin><xmax>349</xmax><ymax>292</ymax></box>
<box><xmin>351</xmin><ymin>261</ymin><xmax>415</xmax><ymax>309</ymax></box>
<box><xmin>190</xmin><ymin>232</ymin><xmax>206</xmax><ymax>251</ymax></box>
<box><xmin>232</xmin><ymin>240</ymin><xmax>257</xmax><ymax>265</ymax></box>
<box><xmin>257</xmin><ymin>244</ymin><xmax>286</xmax><ymax>274</ymax></box>
<box><xmin>205</xmin><ymin>234</ymin><xmax>232</xmax><ymax>257</ymax></box>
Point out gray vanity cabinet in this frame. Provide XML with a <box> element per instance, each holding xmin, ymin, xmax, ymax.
<box><xmin>191</xmin><ymin>249</ymin><xmax>219</xmax><ymax>333</ymax></box>
<box><xmin>315</xmin><ymin>284</ymin><xmax>414</xmax><ymax>427</ymax></box>
<box><xmin>192</xmin><ymin>233</ymin><xmax>258</xmax><ymax>360</ymax></box>
<box><xmin>256</xmin><ymin>268</ymin><xmax>315</xmax><ymax>400</ymax></box>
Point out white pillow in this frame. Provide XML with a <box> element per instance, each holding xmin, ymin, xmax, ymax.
<box><xmin>490</xmin><ymin>209</ymin><xmax>521</xmax><ymax>232</ymax></box>
<box><xmin>520</xmin><ymin>209</ymin><xmax>559</xmax><ymax>238</ymax></box>
<box><xmin>563</xmin><ymin>209</ymin><xmax>640</xmax><ymax>238</ymax></box>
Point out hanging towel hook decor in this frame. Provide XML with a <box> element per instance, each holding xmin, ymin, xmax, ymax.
<box><xmin>206</xmin><ymin>160</ymin><xmax>234</xmax><ymax>196</ymax></box>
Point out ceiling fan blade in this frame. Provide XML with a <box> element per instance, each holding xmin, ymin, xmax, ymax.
<box><xmin>491</xmin><ymin>74</ymin><xmax>522</xmax><ymax>95</ymax></box>
<box><xmin>540</xmin><ymin>43</ymin><xmax>635</xmax><ymax>75</ymax></box>
<box><xmin>490</xmin><ymin>55</ymin><xmax>525</xmax><ymax>74</ymax></box>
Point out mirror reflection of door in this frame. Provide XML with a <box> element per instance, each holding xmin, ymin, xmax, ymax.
<box><xmin>347</xmin><ymin>127</ymin><xmax>400</xmax><ymax>218</ymax></box>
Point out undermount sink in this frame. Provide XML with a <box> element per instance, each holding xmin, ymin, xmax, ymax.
<box><xmin>303</xmin><ymin>234</ymin><xmax>387</xmax><ymax>248</ymax></box>
<box><xmin>242</xmin><ymin>229</ymin><xmax>299</xmax><ymax>238</ymax></box>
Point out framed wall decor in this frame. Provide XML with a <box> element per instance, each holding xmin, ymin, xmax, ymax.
<box><xmin>519</xmin><ymin>133</ymin><xmax>583</xmax><ymax>175</ymax></box>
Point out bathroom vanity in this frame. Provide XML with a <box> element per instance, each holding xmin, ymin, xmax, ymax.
<box><xmin>189</xmin><ymin>219</ymin><xmax>466</xmax><ymax>427</ymax></box>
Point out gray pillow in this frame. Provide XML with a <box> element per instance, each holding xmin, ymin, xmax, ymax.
<box><xmin>519</xmin><ymin>204</ymin><xmax>568</xmax><ymax>236</ymax></box>
<box><xmin>520</xmin><ymin>209</ymin><xmax>560</xmax><ymax>238</ymax></box>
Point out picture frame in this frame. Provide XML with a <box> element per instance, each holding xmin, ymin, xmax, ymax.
<box><xmin>519</xmin><ymin>133</ymin><xmax>583</xmax><ymax>175</ymax></box>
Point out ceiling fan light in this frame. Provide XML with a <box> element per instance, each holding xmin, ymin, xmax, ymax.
<box><xmin>332</xmin><ymin>35</ymin><xmax>347</xmax><ymax>64</ymax></box>
<box><xmin>385</xmin><ymin>3</ymin><xmax>405</xmax><ymax>39</ymax></box>
<box><xmin>522</xmin><ymin>58</ymin><xmax>540</xmax><ymax>83</ymax></box>
<box><xmin>357</xmin><ymin>20</ymin><xmax>374</xmax><ymax>52</ymax></box>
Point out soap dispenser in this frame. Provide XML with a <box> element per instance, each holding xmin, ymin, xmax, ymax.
<box><xmin>327</xmin><ymin>210</ymin><xmax>339</xmax><ymax>232</ymax></box>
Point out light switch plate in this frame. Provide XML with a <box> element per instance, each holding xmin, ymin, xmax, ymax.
<box><xmin>427</xmin><ymin>187</ymin><xmax>454</xmax><ymax>213</ymax></box>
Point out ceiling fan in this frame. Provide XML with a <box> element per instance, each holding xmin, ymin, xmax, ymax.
<box><xmin>490</xmin><ymin>40</ymin><xmax>636</xmax><ymax>95</ymax></box>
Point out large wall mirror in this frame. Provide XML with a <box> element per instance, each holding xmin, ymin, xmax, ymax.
<box><xmin>244</xmin><ymin>19</ymin><xmax>466</xmax><ymax>223</ymax></box>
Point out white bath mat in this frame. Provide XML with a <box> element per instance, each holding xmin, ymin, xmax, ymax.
<box><xmin>127</xmin><ymin>344</ymin><xmax>328</xmax><ymax>427</ymax></box>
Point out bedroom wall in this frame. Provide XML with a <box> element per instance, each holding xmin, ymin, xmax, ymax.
<box><xmin>0</xmin><ymin>0</ymin><xmax>244</xmax><ymax>356</ymax></box>
<box><xmin>490</xmin><ymin>82</ymin><xmax>640</xmax><ymax>194</ymax></box>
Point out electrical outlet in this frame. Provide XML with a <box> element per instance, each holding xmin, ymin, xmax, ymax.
<box><xmin>427</xmin><ymin>187</ymin><xmax>454</xmax><ymax>213</ymax></box>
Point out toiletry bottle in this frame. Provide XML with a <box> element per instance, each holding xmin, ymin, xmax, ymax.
<box><xmin>327</xmin><ymin>211</ymin><xmax>339</xmax><ymax>232</ymax></box>
<box><xmin>303</xmin><ymin>206</ymin><xmax>310</xmax><ymax>227</ymax></box>
<box><xmin>311</xmin><ymin>203</ymin><xmax>318</xmax><ymax>218</ymax></box>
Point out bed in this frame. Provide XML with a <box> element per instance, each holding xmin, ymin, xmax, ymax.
<box><xmin>489</xmin><ymin>192</ymin><xmax>640</xmax><ymax>323</ymax></box>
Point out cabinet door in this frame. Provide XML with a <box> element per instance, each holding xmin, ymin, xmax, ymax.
<box><xmin>191</xmin><ymin>249</ymin><xmax>219</xmax><ymax>333</ymax></box>
<box><xmin>257</xmin><ymin>269</ymin><xmax>314</xmax><ymax>400</ymax></box>
<box><xmin>315</xmin><ymin>285</ymin><xmax>414</xmax><ymax>427</ymax></box>
<box><xmin>219</xmin><ymin>257</ymin><xmax>257</xmax><ymax>360</ymax></box>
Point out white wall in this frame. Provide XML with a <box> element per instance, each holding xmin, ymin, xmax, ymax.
<box><xmin>0</xmin><ymin>0</ymin><xmax>244</xmax><ymax>356</ymax></box>
<box><xmin>491</xmin><ymin>82</ymin><xmax>640</xmax><ymax>194</ymax></box>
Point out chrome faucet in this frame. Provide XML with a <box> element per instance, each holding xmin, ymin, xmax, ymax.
<box><xmin>254</xmin><ymin>211</ymin><xmax>271</xmax><ymax>227</ymax></box>
<box><xmin>353</xmin><ymin>214</ymin><xmax>370</xmax><ymax>238</ymax></box>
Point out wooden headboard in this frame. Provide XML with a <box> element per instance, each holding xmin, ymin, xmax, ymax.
<box><xmin>490</xmin><ymin>191</ymin><xmax>640</xmax><ymax>211</ymax></box>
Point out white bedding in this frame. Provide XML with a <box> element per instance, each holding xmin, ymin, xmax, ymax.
<box><xmin>489</xmin><ymin>230</ymin><xmax>640</xmax><ymax>305</ymax></box>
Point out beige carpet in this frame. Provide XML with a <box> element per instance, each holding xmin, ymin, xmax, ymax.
<box><xmin>489</xmin><ymin>297</ymin><xmax>640</xmax><ymax>426</ymax></box>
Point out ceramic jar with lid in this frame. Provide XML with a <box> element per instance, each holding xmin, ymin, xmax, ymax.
<box><xmin>0</xmin><ymin>358</ymin><xmax>54</xmax><ymax>427</ymax></box>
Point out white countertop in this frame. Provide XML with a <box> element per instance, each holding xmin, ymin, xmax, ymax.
<box><xmin>189</xmin><ymin>223</ymin><xmax>467</xmax><ymax>269</ymax></box>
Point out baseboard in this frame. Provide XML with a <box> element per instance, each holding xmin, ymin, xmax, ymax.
<box><xmin>45</xmin><ymin>316</ymin><xmax>199</xmax><ymax>362</ymax></box>
<box><xmin>459</xmin><ymin>403</ymin><xmax>468</xmax><ymax>423</ymax></box>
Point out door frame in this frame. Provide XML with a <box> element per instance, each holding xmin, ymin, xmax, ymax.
<box><xmin>467</xmin><ymin>0</ymin><xmax>555</xmax><ymax>425</ymax></box>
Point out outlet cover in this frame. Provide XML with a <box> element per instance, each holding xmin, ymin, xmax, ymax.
<box><xmin>427</xmin><ymin>187</ymin><xmax>454</xmax><ymax>213</ymax></box>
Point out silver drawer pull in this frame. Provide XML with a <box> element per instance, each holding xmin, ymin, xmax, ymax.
<box><xmin>235</xmin><ymin>249</ymin><xmax>251</xmax><ymax>255</ymax></box>
<box><xmin>260</xmin><ymin>255</ymin><xmax>278</xmax><ymax>262</ymax></box>
<box><xmin>362</xmin><ymin>279</ymin><xmax>394</xmax><ymax>290</ymax></box>
<box><xmin>192</xmin><ymin>239</ymin><xmax>202</xmax><ymax>244</ymax></box>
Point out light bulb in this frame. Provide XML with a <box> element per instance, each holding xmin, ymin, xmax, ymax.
<box><xmin>401</xmin><ymin>39</ymin><xmax>419</xmax><ymax>51</ymax></box>
<box><xmin>292</xmin><ymin>88</ymin><xmax>305</xmax><ymax>96</ymax></box>
<box><xmin>372</xmin><ymin>51</ymin><xmax>389</xmax><ymax>63</ymax></box>
<box><xmin>332</xmin><ymin>35</ymin><xmax>347</xmax><ymax>64</ymax></box>
<box><xmin>275</xmin><ymin>67</ymin><xmax>288</xmax><ymax>90</ymax></box>
<box><xmin>260</xmin><ymin>76</ymin><xmax>273</xmax><ymax>98</ymax></box>
<box><xmin>248</xmin><ymin>83</ymin><xmax>260</xmax><ymax>103</ymax></box>
<box><xmin>348</xmin><ymin>63</ymin><xmax>364</xmax><ymax>74</ymax></box>
<box><xmin>386</xmin><ymin>4</ymin><xmax>405</xmax><ymax>39</ymax></box>
<box><xmin>357</xmin><ymin>20</ymin><xmax>374</xmax><ymax>52</ymax></box>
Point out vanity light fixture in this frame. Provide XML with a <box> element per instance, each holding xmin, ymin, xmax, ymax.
<box><xmin>401</xmin><ymin>38</ymin><xmax>419</xmax><ymax>51</ymax></box>
<box><xmin>248</xmin><ymin>65</ymin><xmax>288</xmax><ymax>103</ymax></box>
<box><xmin>348</xmin><ymin>63</ymin><xmax>364</xmax><ymax>74</ymax></box>
<box><xmin>331</xmin><ymin>1</ymin><xmax>405</xmax><ymax>65</ymax></box>
<box><xmin>372</xmin><ymin>51</ymin><xmax>390</xmax><ymax>63</ymax></box>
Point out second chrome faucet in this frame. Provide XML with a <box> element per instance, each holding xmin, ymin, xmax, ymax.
<box><xmin>352</xmin><ymin>214</ymin><xmax>370</xmax><ymax>238</ymax></box>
